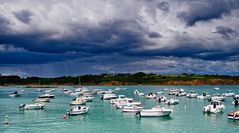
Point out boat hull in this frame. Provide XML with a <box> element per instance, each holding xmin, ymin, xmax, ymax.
<box><xmin>139</xmin><ymin>110</ymin><xmax>172</xmax><ymax>117</ymax></box>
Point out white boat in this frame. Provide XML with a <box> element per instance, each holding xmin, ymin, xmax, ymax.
<box><xmin>114</xmin><ymin>87</ymin><xmax>121</xmax><ymax>91</ymax></box>
<box><xmin>19</xmin><ymin>103</ymin><xmax>45</xmax><ymax>110</ymax></box>
<box><xmin>156</xmin><ymin>96</ymin><xmax>167</xmax><ymax>102</ymax></box>
<box><xmin>145</xmin><ymin>93</ymin><xmax>157</xmax><ymax>99</ymax></box>
<box><xmin>213</xmin><ymin>87</ymin><xmax>220</xmax><ymax>91</ymax></box>
<box><xmin>33</xmin><ymin>98</ymin><xmax>51</xmax><ymax>102</ymax></box>
<box><xmin>115</xmin><ymin>99</ymin><xmax>141</xmax><ymax>109</ymax></box>
<box><xmin>203</xmin><ymin>101</ymin><xmax>225</xmax><ymax>113</ymax></box>
<box><xmin>138</xmin><ymin>92</ymin><xmax>145</xmax><ymax>96</ymax></box>
<box><xmin>122</xmin><ymin>105</ymin><xmax>144</xmax><ymax>113</ymax></box>
<box><xmin>134</xmin><ymin>90</ymin><xmax>139</xmax><ymax>95</ymax></box>
<box><xmin>235</xmin><ymin>95</ymin><xmax>239</xmax><ymax>99</ymax></box>
<box><xmin>197</xmin><ymin>92</ymin><xmax>210</xmax><ymax>100</ymax></box>
<box><xmin>111</xmin><ymin>95</ymin><xmax>127</xmax><ymax>104</ymax></box>
<box><xmin>166</xmin><ymin>99</ymin><xmax>179</xmax><ymax>105</ymax></box>
<box><xmin>186</xmin><ymin>91</ymin><xmax>198</xmax><ymax>98</ymax></box>
<box><xmin>101</xmin><ymin>93</ymin><xmax>117</xmax><ymax>100</ymax></box>
<box><xmin>227</xmin><ymin>110</ymin><xmax>239</xmax><ymax>120</ymax></box>
<box><xmin>209</xmin><ymin>94</ymin><xmax>225</xmax><ymax>101</ymax></box>
<box><xmin>39</xmin><ymin>94</ymin><xmax>55</xmax><ymax>98</ymax></box>
<box><xmin>9</xmin><ymin>91</ymin><xmax>21</xmax><ymax>97</ymax></box>
<box><xmin>67</xmin><ymin>106</ymin><xmax>89</xmax><ymax>115</ymax></box>
<box><xmin>70</xmin><ymin>98</ymin><xmax>86</xmax><ymax>105</ymax></box>
<box><xmin>175</xmin><ymin>92</ymin><xmax>187</xmax><ymax>96</ymax></box>
<box><xmin>137</xmin><ymin>106</ymin><xmax>173</xmax><ymax>117</ymax></box>
<box><xmin>222</xmin><ymin>90</ymin><xmax>235</xmax><ymax>97</ymax></box>
<box><xmin>81</xmin><ymin>96</ymin><xmax>94</xmax><ymax>102</ymax></box>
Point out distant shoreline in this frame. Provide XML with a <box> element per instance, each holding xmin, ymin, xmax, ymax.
<box><xmin>1</xmin><ymin>73</ymin><xmax>239</xmax><ymax>86</ymax></box>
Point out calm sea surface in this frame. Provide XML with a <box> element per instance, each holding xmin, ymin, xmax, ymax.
<box><xmin>1</xmin><ymin>85</ymin><xmax>239</xmax><ymax>133</ymax></box>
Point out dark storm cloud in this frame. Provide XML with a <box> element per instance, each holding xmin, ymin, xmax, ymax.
<box><xmin>13</xmin><ymin>9</ymin><xmax>33</xmax><ymax>24</ymax></box>
<box><xmin>214</xmin><ymin>26</ymin><xmax>236</xmax><ymax>40</ymax></box>
<box><xmin>0</xmin><ymin>19</ymin><xmax>145</xmax><ymax>55</ymax></box>
<box><xmin>1</xmin><ymin>0</ymin><xmax>239</xmax><ymax>76</ymax></box>
<box><xmin>0</xmin><ymin>15</ymin><xmax>11</xmax><ymax>34</ymax></box>
<box><xmin>148</xmin><ymin>32</ymin><xmax>162</xmax><ymax>38</ymax></box>
<box><xmin>177</xmin><ymin>0</ymin><xmax>239</xmax><ymax>26</ymax></box>
<box><xmin>157</xmin><ymin>1</ymin><xmax>169</xmax><ymax>12</ymax></box>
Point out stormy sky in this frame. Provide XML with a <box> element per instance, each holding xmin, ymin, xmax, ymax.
<box><xmin>0</xmin><ymin>0</ymin><xmax>239</xmax><ymax>77</ymax></box>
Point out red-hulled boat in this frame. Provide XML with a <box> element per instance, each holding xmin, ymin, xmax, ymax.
<box><xmin>227</xmin><ymin>110</ymin><xmax>239</xmax><ymax>120</ymax></box>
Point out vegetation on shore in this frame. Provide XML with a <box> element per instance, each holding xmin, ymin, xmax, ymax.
<box><xmin>1</xmin><ymin>72</ymin><xmax>239</xmax><ymax>86</ymax></box>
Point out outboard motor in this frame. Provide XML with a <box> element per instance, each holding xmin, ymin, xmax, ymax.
<box><xmin>19</xmin><ymin>104</ymin><xmax>26</xmax><ymax>108</ymax></box>
<box><xmin>235</xmin><ymin>99</ymin><xmax>239</xmax><ymax>105</ymax></box>
<box><xmin>100</xmin><ymin>95</ymin><xmax>103</xmax><ymax>100</ymax></box>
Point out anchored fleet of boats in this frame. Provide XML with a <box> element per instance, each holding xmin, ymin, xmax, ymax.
<box><xmin>5</xmin><ymin>86</ymin><xmax>239</xmax><ymax>121</ymax></box>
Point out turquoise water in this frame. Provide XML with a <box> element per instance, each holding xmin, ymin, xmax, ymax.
<box><xmin>1</xmin><ymin>85</ymin><xmax>239</xmax><ymax>133</ymax></box>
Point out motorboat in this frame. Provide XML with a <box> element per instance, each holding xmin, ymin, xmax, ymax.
<box><xmin>186</xmin><ymin>91</ymin><xmax>198</xmax><ymax>98</ymax></box>
<box><xmin>101</xmin><ymin>93</ymin><xmax>117</xmax><ymax>100</ymax></box>
<box><xmin>222</xmin><ymin>90</ymin><xmax>235</xmax><ymax>97</ymax></box>
<box><xmin>114</xmin><ymin>87</ymin><xmax>121</xmax><ymax>91</ymax></box>
<box><xmin>166</xmin><ymin>99</ymin><xmax>179</xmax><ymax>105</ymax></box>
<box><xmin>197</xmin><ymin>92</ymin><xmax>210</xmax><ymax>100</ymax></box>
<box><xmin>202</xmin><ymin>100</ymin><xmax>225</xmax><ymax>113</ymax></box>
<box><xmin>175</xmin><ymin>92</ymin><xmax>187</xmax><ymax>96</ymax></box>
<box><xmin>96</xmin><ymin>90</ymin><xmax>105</xmax><ymax>94</ymax></box>
<box><xmin>63</xmin><ymin>89</ymin><xmax>72</xmax><ymax>94</ymax></box>
<box><xmin>227</xmin><ymin>110</ymin><xmax>239</xmax><ymax>120</ymax></box>
<box><xmin>67</xmin><ymin>106</ymin><xmax>89</xmax><ymax>115</ymax></box>
<box><xmin>81</xmin><ymin>96</ymin><xmax>94</xmax><ymax>102</ymax></box>
<box><xmin>9</xmin><ymin>91</ymin><xmax>21</xmax><ymax>97</ymax></box>
<box><xmin>145</xmin><ymin>93</ymin><xmax>157</xmax><ymax>99</ymax></box>
<box><xmin>232</xmin><ymin>98</ymin><xmax>239</xmax><ymax>105</ymax></box>
<box><xmin>213</xmin><ymin>87</ymin><xmax>220</xmax><ymax>91</ymax></box>
<box><xmin>209</xmin><ymin>94</ymin><xmax>225</xmax><ymax>101</ymax></box>
<box><xmin>235</xmin><ymin>95</ymin><xmax>239</xmax><ymax>99</ymax></box>
<box><xmin>122</xmin><ymin>105</ymin><xmax>144</xmax><ymax>113</ymax></box>
<box><xmin>136</xmin><ymin>106</ymin><xmax>173</xmax><ymax>117</ymax></box>
<box><xmin>19</xmin><ymin>103</ymin><xmax>45</xmax><ymax>110</ymax></box>
<box><xmin>33</xmin><ymin>98</ymin><xmax>51</xmax><ymax>102</ymax></box>
<box><xmin>39</xmin><ymin>94</ymin><xmax>55</xmax><ymax>99</ymax></box>
<box><xmin>111</xmin><ymin>95</ymin><xmax>127</xmax><ymax>104</ymax></box>
<box><xmin>115</xmin><ymin>99</ymin><xmax>141</xmax><ymax>109</ymax></box>
<box><xmin>156</xmin><ymin>96</ymin><xmax>167</xmax><ymax>102</ymax></box>
<box><xmin>134</xmin><ymin>90</ymin><xmax>139</xmax><ymax>95</ymax></box>
<box><xmin>138</xmin><ymin>92</ymin><xmax>145</xmax><ymax>96</ymax></box>
<box><xmin>70</xmin><ymin>98</ymin><xmax>86</xmax><ymax>105</ymax></box>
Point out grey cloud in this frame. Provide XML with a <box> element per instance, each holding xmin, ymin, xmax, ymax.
<box><xmin>157</xmin><ymin>1</ymin><xmax>169</xmax><ymax>12</ymax></box>
<box><xmin>13</xmin><ymin>9</ymin><xmax>33</xmax><ymax>24</ymax></box>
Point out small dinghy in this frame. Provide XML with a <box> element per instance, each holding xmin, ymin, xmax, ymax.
<box><xmin>166</xmin><ymin>99</ymin><xmax>179</xmax><ymax>105</ymax></box>
<box><xmin>39</xmin><ymin>94</ymin><xmax>55</xmax><ymax>99</ymax></box>
<box><xmin>19</xmin><ymin>103</ymin><xmax>45</xmax><ymax>110</ymax></box>
<box><xmin>67</xmin><ymin>106</ymin><xmax>89</xmax><ymax>115</ymax></box>
<box><xmin>9</xmin><ymin>91</ymin><xmax>21</xmax><ymax>97</ymax></box>
<box><xmin>136</xmin><ymin>106</ymin><xmax>173</xmax><ymax>117</ymax></box>
<box><xmin>33</xmin><ymin>98</ymin><xmax>51</xmax><ymax>102</ymax></box>
<box><xmin>227</xmin><ymin>110</ymin><xmax>239</xmax><ymax>120</ymax></box>
<box><xmin>156</xmin><ymin>96</ymin><xmax>167</xmax><ymax>102</ymax></box>
<box><xmin>145</xmin><ymin>93</ymin><xmax>157</xmax><ymax>99</ymax></box>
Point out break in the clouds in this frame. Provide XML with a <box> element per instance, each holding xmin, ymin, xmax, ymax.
<box><xmin>0</xmin><ymin>0</ymin><xmax>239</xmax><ymax>76</ymax></box>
